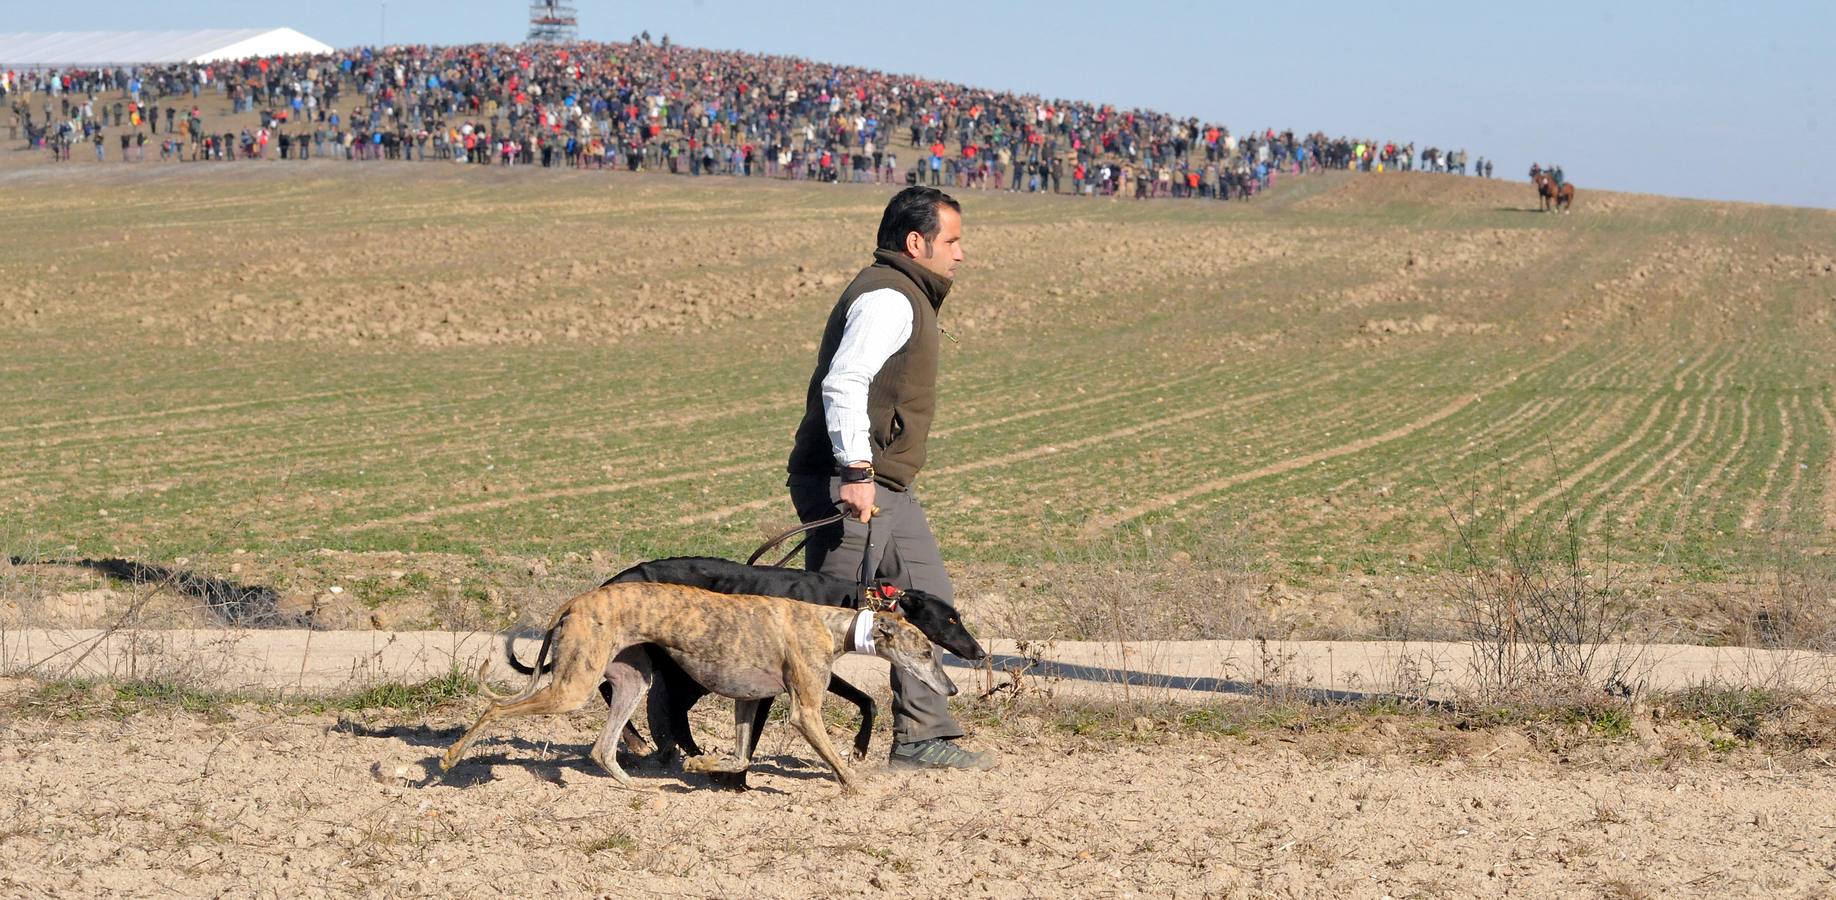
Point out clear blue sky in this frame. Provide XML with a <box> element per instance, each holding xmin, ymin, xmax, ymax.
<box><xmin>11</xmin><ymin>1</ymin><xmax>1833</xmax><ymax>208</ymax></box>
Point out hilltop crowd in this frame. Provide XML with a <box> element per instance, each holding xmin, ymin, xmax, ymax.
<box><xmin>4</xmin><ymin>37</ymin><xmax>1484</xmax><ymax>200</ymax></box>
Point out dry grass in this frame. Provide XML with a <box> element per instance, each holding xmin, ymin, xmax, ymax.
<box><xmin>0</xmin><ymin>669</ymin><xmax>487</xmax><ymax>722</ymax></box>
<box><xmin>977</xmin><ymin>532</ymin><xmax>1267</xmax><ymax>641</ymax></box>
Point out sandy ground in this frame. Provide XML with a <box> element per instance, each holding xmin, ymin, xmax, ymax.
<box><xmin>3</xmin><ymin>629</ymin><xmax>1836</xmax><ymax>896</ymax></box>
<box><xmin>2</xmin><ymin>684</ymin><xmax>1835</xmax><ymax>898</ymax></box>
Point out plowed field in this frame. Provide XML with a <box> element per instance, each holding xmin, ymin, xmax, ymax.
<box><xmin>4</xmin><ymin>159</ymin><xmax>1833</xmax><ymax>641</ymax></box>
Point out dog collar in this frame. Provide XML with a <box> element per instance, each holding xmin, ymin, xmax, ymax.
<box><xmin>848</xmin><ymin>609</ymin><xmax>875</xmax><ymax>655</ymax></box>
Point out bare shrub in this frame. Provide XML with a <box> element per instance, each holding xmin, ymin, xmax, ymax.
<box><xmin>1015</xmin><ymin>529</ymin><xmax>1268</xmax><ymax>643</ymax></box>
<box><xmin>1441</xmin><ymin>486</ymin><xmax>1663</xmax><ymax>702</ymax></box>
<box><xmin>1743</xmin><ymin>541</ymin><xmax>1836</xmax><ymax>652</ymax></box>
<box><xmin>0</xmin><ymin>531</ymin><xmax>65</xmax><ymax>635</ymax></box>
<box><xmin>0</xmin><ymin>508</ymin><xmax>284</xmax><ymax>688</ymax></box>
<box><xmin>1696</xmin><ymin>538</ymin><xmax>1836</xmax><ymax>702</ymax></box>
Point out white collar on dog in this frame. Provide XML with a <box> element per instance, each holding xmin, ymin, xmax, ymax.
<box><xmin>849</xmin><ymin>609</ymin><xmax>876</xmax><ymax>655</ymax></box>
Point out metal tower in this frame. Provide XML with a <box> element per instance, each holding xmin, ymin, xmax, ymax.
<box><xmin>527</xmin><ymin>0</ymin><xmax>579</xmax><ymax>42</ymax></box>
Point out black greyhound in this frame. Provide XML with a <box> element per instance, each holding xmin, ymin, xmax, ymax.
<box><xmin>505</xmin><ymin>556</ymin><xmax>984</xmax><ymax>787</ymax></box>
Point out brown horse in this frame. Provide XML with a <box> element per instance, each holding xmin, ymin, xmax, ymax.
<box><xmin>1534</xmin><ymin>172</ymin><xmax>1557</xmax><ymax>212</ymax></box>
<box><xmin>1556</xmin><ymin>180</ymin><xmax>1575</xmax><ymax>213</ymax></box>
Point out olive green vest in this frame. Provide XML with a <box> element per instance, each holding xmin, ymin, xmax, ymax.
<box><xmin>787</xmin><ymin>249</ymin><xmax>951</xmax><ymax>490</ymax></box>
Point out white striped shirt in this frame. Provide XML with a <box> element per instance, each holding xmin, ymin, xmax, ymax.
<box><xmin>819</xmin><ymin>288</ymin><xmax>914</xmax><ymax>466</ymax></box>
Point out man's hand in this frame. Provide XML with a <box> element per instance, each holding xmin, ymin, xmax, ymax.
<box><xmin>839</xmin><ymin>480</ymin><xmax>877</xmax><ymax>523</ymax></box>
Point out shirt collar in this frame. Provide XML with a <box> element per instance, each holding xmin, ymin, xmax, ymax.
<box><xmin>872</xmin><ymin>248</ymin><xmax>952</xmax><ymax>309</ymax></box>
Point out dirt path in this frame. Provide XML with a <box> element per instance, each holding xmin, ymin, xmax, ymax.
<box><xmin>4</xmin><ymin>629</ymin><xmax>1830</xmax><ymax>702</ymax></box>
<box><xmin>2</xmin><ymin>667</ymin><xmax>1834</xmax><ymax>898</ymax></box>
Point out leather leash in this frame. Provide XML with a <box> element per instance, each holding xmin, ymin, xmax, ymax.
<box><xmin>745</xmin><ymin>509</ymin><xmax>844</xmax><ymax>568</ymax></box>
<box><xmin>745</xmin><ymin>502</ymin><xmax>886</xmax><ymax>608</ymax></box>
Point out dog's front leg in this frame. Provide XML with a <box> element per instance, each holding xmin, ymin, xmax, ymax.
<box><xmin>788</xmin><ymin>684</ymin><xmax>859</xmax><ymax>793</ymax></box>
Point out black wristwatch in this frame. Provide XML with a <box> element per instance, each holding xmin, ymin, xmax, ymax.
<box><xmin>839</xmin><ymin>463</ymin><xmax>875</xmax><ymax>484</ymax></box>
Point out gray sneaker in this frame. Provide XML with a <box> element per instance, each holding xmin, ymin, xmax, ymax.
<box><xmin>888</xmin><ymin>738</ymin><xmax>1000</xmax><ymax>771</ymax></box>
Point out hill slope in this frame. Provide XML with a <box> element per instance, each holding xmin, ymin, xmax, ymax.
<box><xmin>1</xmin><ymin>162</ymin><xmax>1833</xmax><ymax>641</ymax></box>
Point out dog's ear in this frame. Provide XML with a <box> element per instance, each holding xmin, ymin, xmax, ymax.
<box><xmin>870</xmin><ymin>611</ymin><xmax>911</xmax><ymax>642</ymax></box>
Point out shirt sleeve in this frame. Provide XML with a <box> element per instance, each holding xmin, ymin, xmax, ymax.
<box><xmin>820</xmin><ymin>288</ymin><xmax>915</xmax><ymax>467</ymax></box>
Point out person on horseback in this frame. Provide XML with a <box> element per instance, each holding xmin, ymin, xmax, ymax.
<box><xmin>1552</xmin><ymin>165</ymin><xmax>1565</xmax><ymax>187</ymax></box>
<box><xmin>1529</xmin><ymin>162</ymin><xmax>1542</xmax><ymax>180</ymax></box>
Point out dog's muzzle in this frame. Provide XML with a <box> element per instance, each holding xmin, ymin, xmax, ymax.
<box><xmin>932</xmin><ymin>659</ymin><xmax>959</xmax><ymax>696</ymax></box>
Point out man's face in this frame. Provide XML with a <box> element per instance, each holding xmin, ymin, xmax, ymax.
<box><xmin>905</xmin><ymin>205</ymin><xmax>964</xmax><ymax>281</ymax></box>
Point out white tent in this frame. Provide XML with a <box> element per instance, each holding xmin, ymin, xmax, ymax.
<box><xmin>0</xmin><ymin>29</ymin><xmax>334</xmax><ymax>69</ymax></box>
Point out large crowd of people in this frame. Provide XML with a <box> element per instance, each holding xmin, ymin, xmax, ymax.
<box><xmin>3</xmin><ymin>36</ymin><xmax>1488</xmax><ymax>200</ymax></box>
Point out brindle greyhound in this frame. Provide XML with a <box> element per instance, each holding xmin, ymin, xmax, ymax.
<box><xmin>503</xmin><ymin>556</ymin><xmax>986</xmax><ymax>775</ymax></box>
<box><xmin>442</xmin><ymin>581</ymin><xmax>956</xmax><ymax>792</ymax></box>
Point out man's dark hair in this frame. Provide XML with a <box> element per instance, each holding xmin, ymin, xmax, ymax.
<box><xmin>876</xmin><ymin>186</ymin><xmax>961</xmax><ymax>254</ymax></box>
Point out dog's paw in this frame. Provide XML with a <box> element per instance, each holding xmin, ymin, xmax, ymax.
<box><xmin>683</xmin><ymin>753</ymin><xmax>748</xmax><ymax>775</ymax></box>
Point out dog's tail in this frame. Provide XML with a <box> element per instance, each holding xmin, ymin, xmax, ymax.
<box><xmin>473</xmin><ymin>658</ymin><xmax>510</xmax><ymax>700</ymax></box>
<box><xmin>473</xmin><ymin>657</ymin><xmax>503</xmax><ymax>697</ymax></box>
<box><xmin>489</xmin><ymin>604</ymin><xmax>571</xmax><ymax>706</ymax></box>
<box><xmin>483</xmin><ymin>621</ymin><xmax>560</xmax><ymax>699</ymax></box>
<box><xmin>503</xmin><ymin>630</ymin><xmax>557</xmax><ymax>677</ymax></box>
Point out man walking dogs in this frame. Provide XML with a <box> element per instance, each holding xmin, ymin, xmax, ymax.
<box><xmin>787</xmin><ymin>186</ymin><xmax>997</xmax><ymax>771</ymax></box>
